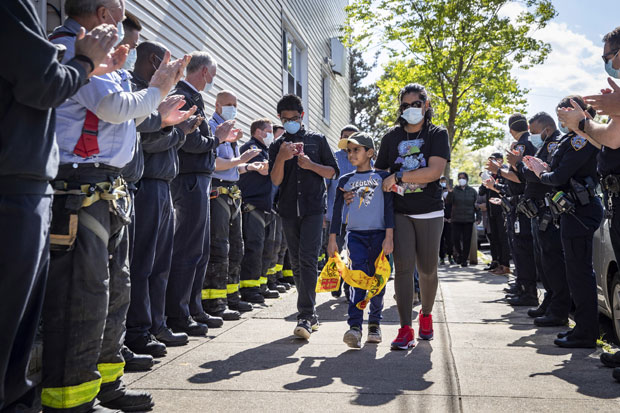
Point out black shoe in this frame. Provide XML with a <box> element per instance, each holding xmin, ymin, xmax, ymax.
<box><xmin>99</xmin><ymin>389</ymin><xmax>154</xmax><ymax>412</ymax></box>
<box><xmin>155</xmin><ymin>327</ymin><xmax>189</xmax><ymax>346</ymax></box>
<box><xmin>484</xmin><ymin>261</ymin><xmax>499</xmax><ymax>271</ymax></box>
<box><xmin>554</xmin><ymin>336</ymin><xmax>596</xmax><ymax>349</ymax></box>
<box><xmin>167</xmin><ymin>316</ymin><xmax>208</xmax><ymax>336</ymax></box>
<box><xmin>601</xmin><ymin>352</ymin><xmax>620</xmax><ymax>368</ymax></box>
<box><xmin>439</xmin><ymin>258</ymin><xmax>446</xmax><ymax>265</ymax></box>
<box><xmin>209</xmin><ymin>308</ymin><xmax>241</xmax><ymax>321</ymax></box>
<box><xmin>557</xmin><ymin>329</ymin><xmax>573</xmax><ymax>339</ymax></box>
<box><xmin>91</xmin><ymin>406</ymin><xmax>122</xmax><ymax>413</ymax></box>
<box><xmin>613</xmin><ymin>367</ymin><xmax>620</xmax><ymax>382</ymax></box>
<box><xmin>262</xmin><ymin>289</ymin><xmax>280</xmax><ymax>299</ymax></box>
<box><xmin>527</xmin><ymin>306</ymin><xmax>547</xmax><ymax>318</ymax></box>
<box><xmin>192</xmin><ymin>311</ymin><xmax>224</xmax><ymax>328</ymax></box>
<box><xmin>449</xmin><ymin>257</ymin><xmax>456</xmax><ymax>265</ymax></box>
<box><xmin>229</xmin><ymin>300</ymin><xmax>253</xmax><ymax>312</ymax></box>
<box><xmin>533</xmin><ymin>315</ymin><xmax>568</xmax><ymax>327</ymax></box>
<box><xmin>125</xmin><ymin>334</ymin><xmax>167</xmax><ymax>358</ymax></box>
<box><xmin>241</xmin><ymin>293</ymin><xmax>265</xmax><ymax>304</ymax></box>
<box><xmin>121</xmin><ymin>346</ymin><xmax>154</xmax><ymax>372</ymax></box>
<box><xmin>461</xmin><ymin>260</ymin><xmax>468</xmax><ymax>268</ymax></box>
<box><xmin>293</xmin><ymin>319</ymin><xmax>312</xmax><ymax>339</ymax></box>
<box><xmin>278</xmin><ymin>281</ymin><xmax>291</xmax><ymax>291</ymax></box>
<box><xmin>269</xmin><ymin>282</ymin><xmax>287</xmax><ymax>293</ymax></box>
<box><xmin>507</xmin><ymin>294</ymin><xmax>538</xmax><ymax>307</ymax></box>
<box><xmin>504</xmin><ymin>284</ymin><xmax>519</xmax><ymax>294</ymax></box>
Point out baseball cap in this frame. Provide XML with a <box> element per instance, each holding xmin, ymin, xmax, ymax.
<box><xmin>338</xmin><ymin>131</ymin><xmax>375</xmax><ymax>150</ymax></box>
<box><xmin>490</xmin><ymin>152</ymin><xmax>503</xmax><ymax>160</ymax></box>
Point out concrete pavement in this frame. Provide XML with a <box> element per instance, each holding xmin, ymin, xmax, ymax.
<box><xmin>125</xmin><ymin>264</ymin><xmax>620</xmax><ymax>412</ymax></box>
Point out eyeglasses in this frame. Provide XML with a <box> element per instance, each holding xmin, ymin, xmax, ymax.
<box><xmin>602</xmin><ymin>48</ymin><xmax>620</xmax><ymax>64</ymax></box>
<box><xmin>399</xmin><ymin>100</ymin><xmax>424</xmax><ymax>111</ymax></box>
<box><xmin>280</xmin><ymin>116</ymin><xmax>301</xmax><ymax>123</ymax></box>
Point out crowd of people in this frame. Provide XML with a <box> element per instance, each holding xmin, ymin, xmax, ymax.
<box><xmin>2</xmin><ymin>0</ymin><xmax>620</xmax><ymax>412</ymax></box>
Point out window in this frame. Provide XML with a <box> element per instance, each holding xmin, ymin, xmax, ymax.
<box><xmin>282</xmin><ymin>31</ymin><xmax>304</xmax><ymax>98</ymax></box>
<box><xmin>322</xmin><ymin>74</ymin><xmax>330</xmax><ymax>124</ymax></box>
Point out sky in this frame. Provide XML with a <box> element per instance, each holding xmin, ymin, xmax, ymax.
<box><xmin>363</xmin><ymin>0</ymin><xmax>619</xmax><ymax>133</ymax></box>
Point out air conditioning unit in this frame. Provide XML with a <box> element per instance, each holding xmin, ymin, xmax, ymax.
<box><xmin>330</xmin><ymin>38</ymin><xmax>346</xmax><ymax>76</ymax></box>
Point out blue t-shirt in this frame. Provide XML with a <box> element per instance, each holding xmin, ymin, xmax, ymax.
<box><xmin>330</xmin><ymin>170</ymin><xmax>395</xmax><ymax>234</ymax></box>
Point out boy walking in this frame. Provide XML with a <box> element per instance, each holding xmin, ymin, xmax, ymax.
<box><xmin>328</xmin><ymin>132</ymin><xmax>394</xmax><ymax>348</ymax></box>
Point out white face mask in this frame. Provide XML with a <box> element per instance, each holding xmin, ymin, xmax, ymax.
<box><xmin>458</xmin><ymin>178</ymin><xmax>467</xmax><ymax>187</ymax></box>
<box><xmin>263</xmin><ymin>132</ymin><xmax>274</xmax><ymax>147</ymax></box>
<box><xmin>123</xmin><ymin>48</ymin><xmax>137</xmax><ymax>70</ymax></box>
<box><xmin>108</xmin><ymin>11</ymin><xmax>124</xmax><ymax>48</ymax></box>
<box><xmin>220</xmin><ymin>105</ymin><xmax>236</xmax><ymax>121</ymax></box>
<box><xmin>204</xmin><ymin>80</ymin><xmax>214</xmax><ymax>93</ymax></box>
<box><xmin>401</xmin><ymin>107</ymin><xmax>424</xmax><ymax>125</ymax></box>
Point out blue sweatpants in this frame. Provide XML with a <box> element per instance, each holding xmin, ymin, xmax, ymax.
<box><xmin>345</xmin><ymin>230</ymin><xmax>386</xmax><ymax>328</ymax></box>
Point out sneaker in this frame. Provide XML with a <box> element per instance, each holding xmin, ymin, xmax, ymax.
<box><xmin>439</xmin><ymin>258</ymin><xmax>446</xmax><ymax>265</ymax></box>
<box><xmin>310</xmin><ymin>317</ymin><xmax>320</xmax><ymax>332</ymax></box>
<box><xmin>343</xmin><ymin>326</ymin><xmax>362</xmax><ymax>348</ymax></box>
<box><xmin>391</xmin><ymin>326</ymin><xmax>415</xmax><ymax>350</ymax></box>
<box><xmin>293</xmin><ymin>319</ymin><xmax>312</xmax><ymax>339</ymax></box>
<box><xmin>449</xmin><ymin>257</ymin><xmax>456</xmax><ymax>265</ymax></box>
<box><xmin>367</xmin><ymin>324</ymin><xmax>382</xmax><ymax>343</ymax></box>
<box><xmin>418</xmin><ymin>313</ymin><xmax>434</xmax><ymax>340</ymax></box>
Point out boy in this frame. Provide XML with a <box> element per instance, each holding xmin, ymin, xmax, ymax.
<box><xmin>328</xmin><ymin>132</ymin><xmax>394</xmax><ymax>348</ymax></box>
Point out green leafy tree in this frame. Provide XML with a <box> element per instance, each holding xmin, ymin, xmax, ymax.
<box><xmin>345</xmin><ymin>0</ymin><xmax>557</xmax><ymax>155</ymax></box>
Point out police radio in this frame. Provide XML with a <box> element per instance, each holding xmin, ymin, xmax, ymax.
<box><xmin>550</xmin><ymin>191</ymin><xmax>575</xmax><ymax>214</ymax></box>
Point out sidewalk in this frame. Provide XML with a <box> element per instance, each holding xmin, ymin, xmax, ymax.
<box><xmin>125</xmin><ymin>265</ymin><xmax>620</xmax><ymax>412</ymax></box>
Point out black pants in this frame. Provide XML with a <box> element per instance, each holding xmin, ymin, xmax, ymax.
<box><xmin>274</xmin><ymin>216</ymin><xmax>293</xmax><ymax>281</ymax></box>
<box><xmin>511</xmin><ymin>212</ymin><xmax>537</xmax><ymax>288</ymax></box>
<box><xmin>167</xmin><ymin>174</ymin><xmax>211</xmax><ymax>322</ymax></box>
<box><xmin>262</xmin><ymin>213</ymin><xmax>277</xmax><ymax>286</ymax></box>
<box><xmin>239</xmin><ymin>208</ymin><xmax>272</xmax><ymax>296</ymax></box>
<box><xmin>451</xmin><ymin>222</ymin><xmax>473</xmax><ymax>263</ymax></box>
<box><xmin>0</xmin><ymin>194</ymin><xmax>51</xmax><ymax>412</ymax></box>
<box><xmin>282</xmin><ymin>214</ymin><xmax>323</xmax><ymax>320</ymax></box>
<box><xmin>439</xmin><ymin>220</ymin><xmax>453</xmax><ymax>259</ymax></box>
<box><xmin>43</xmin><ymin>170</ymin><xmax>130</xmax><ymax>412</ymax></box>
<box><xmin>488</xmin><ymin>212</ymin><xmax>510</xmax><ymax>266</ymax></box>
<box><xmin>126</xmin><ymin>179</ymin><xmax>174</xmax><ymax>341</ymax></box>
<box><xmin>203</xmin><ymin>192</ymin><xmax>243</xmax><ymax>313</ymax></box>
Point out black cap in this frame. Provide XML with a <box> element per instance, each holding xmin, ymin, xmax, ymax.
<box><xmin>338</xmin><ymin>132</ymin><xmax>375</xmax><ymax>150</ymax></box>
<box><xmin>490</xmin><ymin>152</ymin><xmax>503</xmax><ymax>160</ymax></box>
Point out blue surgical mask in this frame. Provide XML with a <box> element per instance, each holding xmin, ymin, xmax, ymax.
<box><xmin>559</xmin><ymin>124</ymin><xmax>569</xmax><ymax>134</ymax></box>
<box><xmin>220</xmin><ymin>105</ymin><xmax>236</xmax><ymax>121</ymax></box>
<box><xmin>123</xmin><ymin>48</ymin><xmax>137</xmax><ymax>70</ymax></box>
<box><xmin>529</xmin><ymin>133</ymin><xmax>543</xmax><ymax>149</ymax></box>
<box><xmin>605</xmin><ymin>58</ymin><xmax>620</xmax><ymax>79</ymax></box>
<box><xmin>284</xmin><ymin>121</ymin><xmax>301</xmax><ymax>135</ymax></box>
<box><xmin>401</xmin><ymin>107</ymin><xmax>424</xmax><ymax>125</ymax></box>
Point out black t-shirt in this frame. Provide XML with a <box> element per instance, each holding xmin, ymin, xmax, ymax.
<box><xmin>598</xmin><ymin>146</ymin><xmax>620</xmax><ymax>177</ymax></box>
<box><xmin>375</xmin><ymin>122</ymin><xmax>451</xmax><ymax>215</ymax></box>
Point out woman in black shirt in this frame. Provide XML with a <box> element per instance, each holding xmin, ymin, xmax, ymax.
<box><xmin>375</xmin><ymin>83</ymin><xmax>451</xmax><ymax>349</ymax></box>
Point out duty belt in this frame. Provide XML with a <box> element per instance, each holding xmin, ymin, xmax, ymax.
<box><xmin>210</xmin><ymin>185</ymin><xmax>241</xmax><ymax>200</ymax></box>
<box><xmin>52</xmin><ymin>177</ymin><xmax>128</xmax><ymax>208</ymax></box>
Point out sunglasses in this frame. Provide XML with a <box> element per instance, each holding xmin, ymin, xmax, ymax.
<box><xmin>602</xmin><ymin>48</ymin><xmax>620</xmax><ymax>64</ymax></box>
<box><xmin>399</xmin><ymin>100</ymin><xmax>425</xmax><ymax>111</ymax></box>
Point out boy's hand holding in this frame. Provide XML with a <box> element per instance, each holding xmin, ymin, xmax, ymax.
<box><xmin>327</xmin><ymin>234</ymin><xmax>339</xmax><ymax>260</ymax></box>
<box><xmin>382</xmin><ymin>229</ymin><xmax>394</xmax><ymax>255</ymax></box>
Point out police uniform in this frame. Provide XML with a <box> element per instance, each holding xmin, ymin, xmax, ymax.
<box><xmin>43</xmin><ymin>18</ymin><xmax>156</xmax><ymax>412</ymax></box>
<box><xmin>125</xmin><ymin>72</ymin><xmax>187</xmax><ymax>348</ymax></box>
<box><xmin>540</xmin><ymin>133</ymin><xmax>603</xmax><ymax>346</ymax></box>
<box><xmin>165</xmin><ymin>80</ymin><xmax>219</xmax><ymax>334</ymax></box>
<box><xmin>202</xmin><ymin>113</ymin><xmax>246</xmax><ymax>318</ymax></box>
<box><xmin>504</xmin><ymin>132</ymin><xmax>539</xmax><ymax>304</ymax></box>
<box><xmin>0</xmin><ymin>2</ymin><xmax>89</xmax><ymax>410</ymax></box>
<box><xmin>516</xmin><ymin>130</ymin><xmax>571</xmax><ymax>319</ymax></box>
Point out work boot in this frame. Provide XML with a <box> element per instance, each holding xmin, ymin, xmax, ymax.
<box><xmin>209</xmin><ymin>308</ymin><xmax>241</xmax><ymax>321</ymax></box>
<box><xmin>600</xmin><ymin>351</ymin><xmax>620</xmax><ymax>368</ymax></box>
<box><xmin>229</xmin><ymin>300</ymin><xmax>253</xmax><ymax>312</ymax></box>
<box><xmin>90</xmin><ymin>406</ymin><xmax>121</xmax><ymax>412</ymax></box>
<box><xmin>125</xmin><ymin>334</ymin><xmax>167</xmax><ymax>358</ymax></box>
<box><xmin>503</xmin><ymin>283</ymin><xmax>520</xmax><ymax>295</ymax></box>
<box><xmin>99</xmin><ymin>389</ymin><xmax>154</xmax><ymax>412</ymax></box>
<box><xmin>262</xmin><ymin>288</ymin><xmax>280</xmax><ymax>299</ymax></box>
<box><xmin>167</xmin><ymin>316</ymin><xmax>208</xmax><ymax>336</ymax></box>
<box><xmin>507</xmin><ymin>285</ymin><xmax>538</xmax><ymax>306</ymax></box>
<box><xmin>557</xmin><ymin>329</ymin><xmax>573</xmax><ymax>339</ymax></box>
<box><xmin>527</xmin><ymin>293</ymin><xmax>551</xmax><ymax>318</ymax></box>
<box><xmin>121</xmin><ymin>346</ymin><xmax>153</xmax><ymax>372</ymax></box>
<box><xmin>278</xmin><ymin>281</ymin><xmax>291</xmax><ymax>290</ymax></box>
<box><xmin>192</xmin><ymin>311</ymin><xmax>224</xmax><ymax>328</ymax></box>
<box><xmin>241</xmin><ymin>292</ymin><xmax>265</xmax><ymax>304</ymax></box>
<box><xmin>534</xmin><ymin>315</ymin><xmax>568</xmax><ymax>327</ymax></box>
<box><xmin>155</xmin><ymin>327</ymin><xmax>189</xmax><ymax>346</ymax></box>
<box><xmin>269</xmin><ymin>281</ymin><xmax>287</xmax><ymax>294</ymax></box>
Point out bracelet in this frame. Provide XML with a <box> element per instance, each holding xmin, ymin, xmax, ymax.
<box><xmin>73</xmin><ymin>54</ymin><xmax>95</xmax><ymax>73</ymax></box>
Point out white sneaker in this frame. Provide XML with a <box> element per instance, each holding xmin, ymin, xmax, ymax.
<box><xmin>343</xmin><ymin>327</ymin><xmax>362</xmax><ymax>348</ymax></box>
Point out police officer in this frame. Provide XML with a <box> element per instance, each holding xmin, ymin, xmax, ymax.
<box><xmin>202</xmin><ymin>90</ymin><xmax>259</xmax><ymax>320</ymax></box>
<box><xmin>125</xmin><ymin>41</ymin><xmax>203</xmax><ymax>357</ymax></box>
<box><xmin>44</xmin><ymin>1</ymin><xmax>187</xmax><ymax>410</ymax></box>
<box><xmin>513</xmin><ymin>112</ymin><xmax>570</xmax><ymax>326</ymax></box>
<box><xmin>166</xmin><ymin>52</ymin><xmax>236</xmax><ymax>335</ymax></box>
<box><xmin>238</xmin><ymin>119</ymin><xmax>282</xmax><ymax>303</ymax></box>
<box><xmin>0</xmin><ymin>1</ymin><xmax>116</xmax><ymax>410</ymax></box>
<box><xmin>490</xmin><ymin>113</ymin><xmax>539</xmax><ymax>306</ymax></box>
<box><xmin>527</xmin><ymin>96</ymin><xmax>602</xmax><ymax>348</ymax></box>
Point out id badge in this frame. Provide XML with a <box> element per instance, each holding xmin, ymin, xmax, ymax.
<box><xmin>514</xmin><ymin>219</ymin><xmax>520</xmax><ymax>234</ymax></box>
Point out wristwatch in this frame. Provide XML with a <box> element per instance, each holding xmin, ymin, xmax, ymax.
<box><xmin>578</xmin><ymin>117</ymin><xmax>588</xmax><ymax>133</ymax></box>
<box><xmin>395</xmin><ymin>171</ymin><xmax>404</xmax><ymax>185</ymax></box>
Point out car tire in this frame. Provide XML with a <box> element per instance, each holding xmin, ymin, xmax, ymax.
<box><xmin>611</xmin><ymin>272</ymin><xmax>620</xmax><ymax>343</ymax></box>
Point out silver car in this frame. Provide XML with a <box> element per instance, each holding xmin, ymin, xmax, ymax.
<box><xmin>593</xmin><ymin>216</ymin><xmax>620</xmax><ymax>343</ymax></box>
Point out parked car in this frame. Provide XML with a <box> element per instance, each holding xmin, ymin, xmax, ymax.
<box><xmin>593</xmin><ymin>215</ymin><xmax>620</xmax><ymax>343</ymax></box>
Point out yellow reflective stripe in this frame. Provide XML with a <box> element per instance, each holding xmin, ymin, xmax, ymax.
<box><xmin>97</xmin><ymin>362</ymin><xmax>125</xmax><ymax>384</ymax></box>
<box><xmin>274</xmin><ymin>264</ymin><xmax>283</xmax><ymax>272</ymax></box>
<box><xmin>259</xmin><ymin>276</ymin><xmax>268</xmax><ymax>285</ymax></box>
<box><xmin>266</xmin><ymin>267</ymin><xmax>276</xmax><ymax>275</ymax></box>
<box><xmin>240</xmin><ymin>279</ymin><xmax>262</xmax><ymax>288</ymax></box>
<box><xmin>226</xmin><ymin>283</ymin><xmax>239</xmax><ymax>294</ymax></box>
<box><xmin>202</xmin><ymin>289</ymin><xmax>227</xmax><ymax>299</ymax></box>
<box><xmin>282</xmin><ymin>270</ymin><xmax>293</xmax><ymax>277</ymax></box>
<box><xmin>42</xmin><ymin>378</ymin><xmax>102</xmax><ymax>409</ymax></box>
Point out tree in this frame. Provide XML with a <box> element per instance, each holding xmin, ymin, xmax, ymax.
<box><xmin>349</xmin><ymin>48</ymin><xmax>387</xmax><ymax>143</ymax></box>
<box><xmin>345</xmin><ymin>0</ymin><xmax>557</xmax><ymax>155</ymax></box>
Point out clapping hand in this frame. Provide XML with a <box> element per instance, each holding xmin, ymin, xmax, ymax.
<box><xmin>523</xmin><ymin>156</ymin><xmax>549</xmax><ymax>178</ymax></box>
<box><xmin>158</xmin><ymin>95</ymin><xmax>197</xmax><ymax>127</ymax></box>
<box><xmin>584</xmin><ymin>78</ymin><xmax>620</xmax><ymax>117</ymax></box>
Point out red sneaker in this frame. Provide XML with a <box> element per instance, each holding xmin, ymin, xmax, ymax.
<box><xmin>390</xmin><ymin>326</ymin><xmax>415</xmax><ymax>350</ymax></box>
<box><xmin>418</xmin><ymin>313</ymin><xmax>434</xmax><ymax>340</ymax></box>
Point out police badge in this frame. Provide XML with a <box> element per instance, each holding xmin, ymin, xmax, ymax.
<box><xmin>547</xmin><ymin>142</ymin><xmax>559</xmax><ymax>154</ymax></box>
<box><xmin>570</xmin><ymin>136</ymin><xmax>587</xmax><ymax>151</ymax></box>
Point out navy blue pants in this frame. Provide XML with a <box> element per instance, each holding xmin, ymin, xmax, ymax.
<box><xmin>512</xmin><ymin>212</ymin><xmax>537</xmax><ymax>288</ymax></box>
<box><xmin>167</xmin><ymin>174</ymin><xmax>211</xmax><ymax>321</ymax></box>
<box><xmin>127</xmin><ymin>179</ymin><xmax>174</xmax><ymax>340</ymax></box>
<box><xmin>345</xmin><ymin>230</ymin><xmax>386</xmax><ymax>328</ymax></box>
<box><xmin>0</xmin><ymin>194</ymin><xmax>51</xmax><ymax>412</ymax></box>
